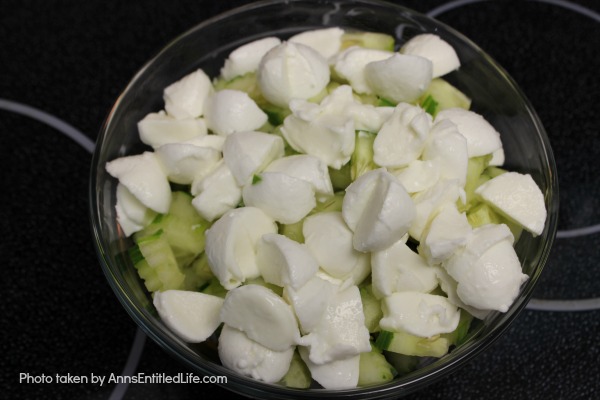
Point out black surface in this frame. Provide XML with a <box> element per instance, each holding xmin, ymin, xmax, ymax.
<box><xmin>2</xmin><ymin>0</ymin><xmax>599</xmax><ymax>399</ymax></box>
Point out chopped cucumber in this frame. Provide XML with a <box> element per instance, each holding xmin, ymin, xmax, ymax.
<box><xmin>419</xmin><ymin>94</ymin><xmax>439</xmax><ymax>116</ymax></box>
<box><xmin>281</xmin><ymin>350</ymin><xmax>312</xmax><ymax>389</ymax></box>
<box><xmin>131</xmin><ymin>229</ymin><xmax>186</xmax><ymax>292</ymax></box>
<box><xmin>329</xmin><ymin>162</ymin><xmax>352</xmax><ymax>191</ymax></box>
<box><xmin>181</xmin><ymin>252</ymin><xmax>215</xmax><ymax>292</ymax></box>
<box><xmin>134</xmin><ymin>192</ymin><xmax>211</xmax><ymax>267</ymax></box>
<box><xmin>385</xmin><ymin>353</ymin><xmax>420</xmax><ymax>376</ymax></box>
<box><xmin>351</xmin><ymin>131</ymin><xmax>377</xmax><ymax>180</ymax></box>
<box><xmin>418</xmin><ymin>78</ymin><xmax>471</xmax><ymax>116</ymax></box>
<box><xmin>360</xmin><ymin>284</ymin><xmax>382</xmax><ymax>333</ymax></box>
<box><xmin>484</xmin><ymin>166</ymin><xmax>508</xmax><ymax>179</ymax></box>
<box><xmin>358</xmin><ymin>344</ymin><xmax>396</xmax><ymax>387</ymax></box>
<box><xmin>341</xmin><ymin>31</ymin><xmax>395</xmax><ymax>51</ymax></box>
<box><xmin>467</xmin><ymin>202</ymin><xmax>523</xmax><ymax>241</ymax></box>
<box><xmin>374</xmin><ymin>330</ymin><xmax>450</xmax><ymax>358</ymax></box>
<box><xmin>459</xmin><ymin>154</ymin><xmax>492</xmax><ymax>212</ymax></box>
<box><xmin>200</xmin><ymin>277</ymin><xmax>228</xmax><ymax>298</ymax></box>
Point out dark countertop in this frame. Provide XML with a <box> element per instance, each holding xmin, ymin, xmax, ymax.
<box><xmin>2</xmin><ymin>1</ymin><xmax>599</xmax><ymax>399</ymax></box>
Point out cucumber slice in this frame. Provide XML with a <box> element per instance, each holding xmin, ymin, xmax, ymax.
<box><xmin>360</xmin><ymin>284</ymin><xmax>382</xmax><ymax>333</ymax></box>
<box><xmin>135</xmin><ymin>192</ymin><xmax>211</xmax><ymax>267</ymax></box>
<box><xmin>181</xmin><ymin>252</ymin><xmax>215</xmax><ymax>292</ymax></box>
<box><xmin>351</xmin><ymin>131</ymin><xmax>377</xmax><ymax>180</ymax></box>
<box><xmin>281</xmin><ymin>350</ymin><xmax>312</xmax><ymax>389</ymax></box>
<box><xmin>131</xmin><ymin>229</ymin><xmax>186</xmax><ymax>292</ymax></box>
<box><xmin>467</xmin><ymin>202</ymin><xmax>523</xmax><ymax>241</ymax></box>
<box><xmin>385</xmin><ymin>352</ymin><xmax>420</xmax><ymax>376</ymax></box>
<box><xmin>459</xmin><ymin>154</ymin><xmax>492</xmax><ymax>212</ymax></box>
<box><xmin>418</xmin><ymin>78</ymin><xmax>471</xmax><ymax>116</ymax></box>
<box><xmin>329</xmin><ymin>162</ymin><xmax>352</xmax><ymax>191</ymax></box>
<box><xmin>341</xmin><ymin>31</ymin><xmax>395</xmax><ymax>51</ymax></box>
<box><xmin>358</xmin><ymin>344</ymin><xmax>396</xmax><ymax>387</ymax></box>
<box><xmin>374</xmin><ymin>330</ymin><xmax>450</xmax><ymax>358</ymax></box>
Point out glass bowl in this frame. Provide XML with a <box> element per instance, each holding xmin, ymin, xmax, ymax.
<box><xmin>89</xmin><ymin>0</ymin><xmax>559</xmax><ymax>398</ymax></box>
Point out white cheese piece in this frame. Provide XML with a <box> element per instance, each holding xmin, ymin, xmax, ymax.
<box><xmin>379</xmin><ymin>291</ymin><xmax>461</xmax><ymax>337</ymax></box>
<box><xmin>155</xmin><ymin>142</ymin><xmax>221</xmax><ymax>185</ymax></box>
<box><xmin>371</xmin><ymin>240</ymin><xmax>438</xmax><ymax>299</ymax></box>
<box><xmin>475</xmin><ymin>172</ymin><xmax>547</xmax><ymax>236</ymax></box>
<box><xmin>220</xmin><ymin>37</ymin><xmax>282</xmax><ymax>81</ymax></box>
<box><xmin>342</xmin><ymin>168</ymin><xmax>416</xmax><ymax>252</ymax></box>
<box><xmin>373</xmin><ymin>102</ymin><xmax>433</xmax><ymax>168</ymax></box>
<box><xmin>489</xmin><ymin>147</ymin><xmax>505</xmax><ymax>166</ymax></box>
<box><xmin>257</xmin><ymin>42</ymin><xmax>330</xmax><ymax>108</ymax></box>
<box><xmin>222</xmin><ymin>131</ymin><xmax>285</xmax><ymax>186</ymax></box>
<box><xmin>298</xmin><ymin>347</ymin><xmax>360</xmax><ymax>390</ymax></box>
<box><xmin>434</xmin><ymin>266</ymin><xmax>490</xmax><ymax>320</ymax></box>
<box><xmin>332</xmin><ymin>46</ymin><xmax>392</xmax><ymax>94</ymax></box>
<box><xmin>419</xmin><ymin>204</ymin><xmax>472</xmax><ymax>265</ymax></box>
<box><xmin>284</xmin><ymin>275</ymin><xmax>338</xmax><ymax>334</ymax></box>
<box><xmin>422</xmin><ymin>119</ymin><xmax>468</xmax><ymax>186</ymax></box>
<box><xmin>115</xmin><ymin>183</ymin><xmax>156</xmax><ymax>236</ymax></box>
<box><xmin>444</xmin><ymin>224</ymin><xmax>528</xmax><ymax>312</ymax></box>
<box><xmin>203</xmin><ymin>90</ymin><xmax>268</xmax><ymax>136</ymax></box>
<box><xmin>153</xmin><ymin>290</ymin><xmax>224</xmax><ymax>343</ymax></box>
<box><xmin>220</xmin><ymin>284</ymin><xmax>300</xmax><ymax>351</ymax></box>
<box><xmin>289</xmin><ymin>27</ymin><xmax>345</xmax><ymax>59</ymax></box>
<box><xmin>242</xmin><ymin>171</ymin><xmax>316</xmax><ymax>224</ymax></box>
<box><xmin>434</xmin><ymin>108</ymin><xmax>503</xmax><ymax>158</ymax></box>
<box><xmin>400</xmin><ymin>34</ymin><xmax>461</xmax><ymax>78</ymax></box>
<box><xmin>163</xmin><ymin>69</ymin><xmax>213</xmax><ymax>119</ymax></box>
<box><xmin>183</xmin><ymin>134</ymin><xmax>226</xmax><ymax>152</ymax></box>
<box><xmin>350</xmin><ymin>103</ymin><xmax>394</xmax><ymax>133</ymax></box>
<box><xmin>281</xmin><ymin>87</ymin><xmax>355</xmax><ymax>169</ymax></box>
<box><xmin>205</xmin><ymin>207</ymin><xmax>277</xmax><ymax>289</ymax></box>
<box><xmin>191</xmin><ymin>161</ymin><xmax>241</xmax><ymax>222</ymax></box>
<box><xmin>218</xmin><ymin>324</ymin><xmax>294</xmax><ymax>383</ymax></box>
<box><xmin>138</xmin><ymin>111</ymin><xmax>208</xmax><ymax>149</ymax></box>
<box><xmin>297</xmin><ymin>284</ymin><xmax>371</xmax><ymax>365</ymax></box>
<box><xmin>409</xmin><ymin>179</ymin><xmax>462</xmax><ymax>242</ymax></box>
<box><xmin>303</xmin><ymin>211</ymin><xmax>370</xmax><ymax>280</ymax></box>
<box><xmin>364</xmin><ymin>53</ymin><xmax>433</xmax><ymax>103</ymax></box>
<box><xmin>256</xmin><ymin>233</ymin><xmax>319</xmax><ymax>289</ymax></box>
<box><xmin>390</xmin><ymin>159</ymin><xmax>440</xmax><ymax>194</ymax></box>
<box><xmin>265</xmin><ymin>154</ymin><xmax>333</xmax><ymax>201</ymax></box>
<box><xmin>106</xmin><ymin>151</ymin><xmax>171</xmax><ymax>214</ymax></box>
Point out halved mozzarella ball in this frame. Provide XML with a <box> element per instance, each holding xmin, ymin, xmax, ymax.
<box><xmin>419</xmin><ymin>204</ymin><xmax>472</xmax><ymax>265</ymax></box>
<box><xmin>364</xmin><ymin>53</ymin><xmax>432</xmax><ymax>103</ymax></box>
<box><xmin>400</xmin><ymin>34</ymin><xmax>460</xmax><ymax>78</ymax></box>
<box><xmin>475</xmin><ymin>171</ymin><xmax>547</xmax><ymax>236</ymax></box>
<box><xmin>284</xmin><ymin>275</ymin><xmax>338</xmax><ymax>334</ymax></box>
<box><xmin>191</xmin><ymin>161</ymin><xmax>241</xmax><ymax>222</ymax></box>
<box><xmin>299</xmin><ymin>347</ymin><xmax>360</xmax><ymax>390</ymax></box>
<box><xmin>303</xmin><ymin>212</ymin><xmax>369</xmax><ymax>280</ymax></box>
<box><xmin>379</xmin><ymin>291</ymin><xmax>461</xmax><ymax>337</ymax></box>
<box><xmin>265</xmin><ymin>154</ymin><xmax>333</xmax><ymax>201</ymax></box>
<box><xmin>115</xmin><ymin>183</ymin><xmax>156</xmax><ymax>236</ymax></box>
<box><xmin>106</xmin><ymin>151</ymin><xmax>171</xmax><ymax>214</ymax></box>
<box><xmin>218</xmin><ymin>324</ymin><xmax>294</xmax><ymax>383</ymax></box>
<box><xmin>342</xmin><ymin>168</ymin><xmax>415</xmax><ymax>252</ymax></box>
<box><xmin>332</xmin><ymin>46</ymin><xmax>392</xmax><ymax>94</ymax></box>
<box><xmin>220</xmin><ymin>284</ymin><xmax>300</xmax><ymax>351</ymax></box>
<box><xmin>155</xmin><ymin>142</ymin><xmax>221</xmax><ymax>184</ymax></box>
<box><xmin>204</xmin><ymin>90</ymin><xmax>268</xmax><ymax>136</ymax></box>
<box><xmin>256</xmin><ymin>233</ymin><xmax>319</xmax><ymax>289</ymax></box>
<box><xmin>289</xmin><ymin>27</ymin><xmax>345</xmax><ymax>59</ymax></box>
<box><xmin>205</xmin><ymin>207</ymin><xmax>277</xmax><ymax>289</ymax></box>
<box><xmin>371</xmin><ymin>240</ymin><xmax>438</xmax><ymax>299</ymax></box>
<box><xmin>163</xmin><ymin>69</ymin><xmax>213</xmax><ymax>119</ymax></box>
<box><xmin>258</xmin><ymin>42</ymin><xmax>330</xmax><ymax>108</ymax></box>
<box><xmin>222</xmin><ymin>131</ymin><xmax>284</xmax><ymax>186</ymax></box>
<box><xmin>138</xmin><ymin>111</ymin><xmax>207</xmax><ymax>149</ymax></box>
<box><xmin>434</xmin><ymin>108</ymin><xmax>502</xmax><ymax>158</ymax></box>
<box><xmin>297</xmin><ymin>284</ymin><xmax>371</xmax><ymax>365</ymax></box>
<box><xmin>422</xmin><ymin>119</ymin><xmax>468</xmax><ymax>186</ymax></box>
<box><xmin>390</xmin><ymin>159</ymin><xmax>440</xmax><ymax>193</ymax></box>
<box><xmin>373</xmin><ymin>102</ymin><xmax>432</xmax><ymax>168</ymax></box>
<box><xmin>242</xmin><ymin>172</ymin><xmax>316</xmax><ymax>224</ymax></box>
<box><xmin>220</xmin><ymin>37</ymin><xmax>281</xmax><ymax>81</ymax></box>
<box><xmin>153</xmin><ymin>290</ymin><xmax>224</xmax><ymax>343</ymax></box>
